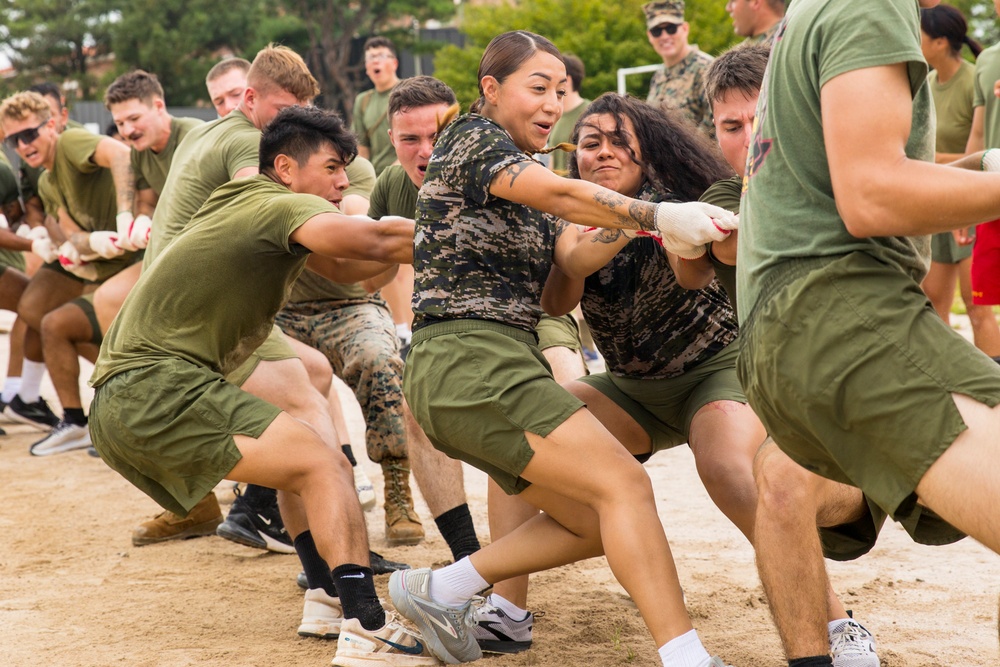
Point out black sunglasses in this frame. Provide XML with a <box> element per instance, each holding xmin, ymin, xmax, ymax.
<box><xmin>3</xmin><ymin>120</ymin><xmax>47</xmax><ymax>150</ymax></box>
<box><xmin>649</xmin><ymin>23</ymin><xmax>681</xmax><ymax>37</ymax></box>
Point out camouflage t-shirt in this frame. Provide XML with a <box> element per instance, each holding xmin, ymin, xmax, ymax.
<box><xmin>132</xmin><ymin>116</ymin><xmax>204</xmax><ymax>195</ymax></box>
<box><xmin>413</xmin><ymin>114</ymin><xmax>558</xmax><ymax>332</ymax></box>
<box><xmin>581</xmin><ymin>181</ymin><xmax>737</xmax><ymax>379</ymax></box>
<box><xmin>647</xmin><ymin>46</ymin><xmax>716</xmax><ymax>139</ymax></box>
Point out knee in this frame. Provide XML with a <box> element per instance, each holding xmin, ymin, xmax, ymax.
<box><xmin>40</xmin><ymin>307</ymin><xmax>75</xmax><ymax>342</ymax></box>
<box><xmin>753</xmin><ymin>445</ymin><xmax>816</xmax><ymax>517</ymax></box>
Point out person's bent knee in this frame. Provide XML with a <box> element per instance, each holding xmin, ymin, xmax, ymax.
<box><xmin>41</xmin><ymin>305</ymin><xmax>87</xmax><ymax>342</ymax></box>
<box><xmin>753</xmin><ymin>443</ymin><xmax>819</xmax><ymax>515</ymax></box>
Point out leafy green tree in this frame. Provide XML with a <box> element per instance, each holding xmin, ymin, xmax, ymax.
<box><xmin>0</xmin><ymin>0</ymin><xmax>116</xmax><ymax>100</ymax></box>
<box><xmin>433</xmin><ymin>0</ymin><xmax>741</xmax><ymax>112</ymax></box>
<box><xmin>110</xmin><ymin>0</ymin><xmax>273</xmax><ymax>107</ymax></box>
<box><xmin>276</xmin><ymin>0</ymin><xmax>456</xmax><ymax>117</ymax></box>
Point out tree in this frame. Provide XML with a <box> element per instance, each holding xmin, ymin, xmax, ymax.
<box><xmin>110</xmin><ymin>0</ymin><xmax>272</xmax><ymax>107</ymax></box>
<box><xmin>276</xmin><ymin>0</ymin><xmax>456</xmax><ymax>118</ymax></box>
<box><xmin>433</xmin><ymin>0</ymin><xmax>741</xmax><ymax>112</ymax></box>
<box><xmin>0</xmin><ymin>0</ymin><xmax>117</xmax><ymax>100</ymax></box>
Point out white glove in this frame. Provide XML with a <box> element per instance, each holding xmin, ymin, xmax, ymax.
<box><xmin>128</xmin><ymin>214</ymin><xmax>152</xmax><ymax>249</ymax></box>
<box><xmin>89</xmin><ymin>231</ymin><xmax>125</xmax><ymax>259</ymax></box>
<box><xmin>15</xmin><ymin>224</ymin><xmax>32</xmax><ymax>239</ymax></box>
<box><xmin>27</xmin><ymin>226</ymin><xmax>51</xmax><ymax>241</ymax></box>
<box><xmin>654</xmin><ymin>201</ymin><xmax>739</xmax><ymax>260</ymax></box>
<box><xmin>0</xmin><ymin>214</ymin><xmax>8</xmax><ymax>230</ymax></box>
<box><xmin>31</xmin><ymin>238</ymin><xmax>58</xmax><ymax>263</ymax></box>
<box><xmin>58</xmin><ymin>241</ymin><xmax>100</xmax><ymax>280</ymax></box>
<box><xmin>116</xmin><ymin>211</ymin><xmax>138</xmax><ymax>251</ymax></box>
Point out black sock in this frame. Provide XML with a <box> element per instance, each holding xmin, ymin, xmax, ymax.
<box><xmin>341</xmin><ymin>444</ymin><xmax>358</xmax><ymax>467</ymax></box>
<box><xmin>332</xmin><ymin>564</ymin><xmax>385</xmax><ymax>631</ymax></box>
<box><xmin>789</xmin><ymin>657</ymin><xmax>833</xmax><ymax>667</ymax></box>
<box><xmin>242</xmin><ymin>484</ymin><xmax>277</xmax><ymax>507</ymax></box>
<box><xmin>434</xmin><ymin>504</ymin><xmax>481</xmax><ymax>562</ymax></box>
<box><xmin>294</xmin><ymin>531</ymin><xmax>337</xmax><ymax>597</ymax></box>
<box><xmin>64</xmin><ymin>407</ymin><xmax>87</xmax><ymax>426</ymax></box>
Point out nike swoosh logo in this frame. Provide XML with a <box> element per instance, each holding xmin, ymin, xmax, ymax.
<box><xmin>425</xmin><ymin>613</ymin><xmax>460</xmax><ymax>639</ymax></box>
<box><xmin>340</xmin><ymin>572</ymin><xmax>366</xmax><ymax>579</ymax></box>
<box><xmin>376</xmin><ymin>637</ymin><xmax>425</xmax><ymax>655</ymax></box>
<box><xmin>256</xmin><ymin>514</ymin><xmax>272</xmax><ymax>526</ymax></box>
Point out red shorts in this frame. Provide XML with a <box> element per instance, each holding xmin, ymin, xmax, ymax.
<box><xmin>972</xmin><ymin>218</ymin><xmax>1000</xmax><ymax>305</ymax></box>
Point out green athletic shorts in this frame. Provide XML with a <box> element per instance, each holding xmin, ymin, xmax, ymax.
<box><xmin>578</xmin><ymin>342</ymin><xmax>745</xmax><ymax>455</ymax></box>
<box><xmin>70</xmin><ymin>293</ymin><xmax>103</xmax><ymax>346</ymax></box>
<box><xmin>930</xmin><ymin>230</ymin><xmax>973</xmax><ymax>264</ymax></box>
<box><xmin>90</xmin><ymin>358</ymin><xmax>281</xmax><ymax>516</ymax></box>
<box><xmin>224</xmin><ymin>325</ymin><xmax>298</xmax><ymax>387</ymax></box>
<box><xmin>404</xmin><ymin>319</ymin><xmax>584</xmax><ymax>495</ymax></box>
<box><xmin>739</xmin><ymin>252</ymin><xmax>999</xmax><ymax>551</ymax></box>
<box><xmin>535</xmin><ymin>313</ymin><xmax>582</xmax><ymax>351</ymax></box>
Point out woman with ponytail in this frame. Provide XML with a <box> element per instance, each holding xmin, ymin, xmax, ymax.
<box><xmin>387</xmin><ymin>30</ymin><xmax>735</xmax><ymax>667</ymax></box>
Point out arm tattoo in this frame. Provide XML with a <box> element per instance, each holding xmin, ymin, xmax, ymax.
<box><xmin>629</xmin><ymin>201</ymin><xmax>657</xmax><ymax>231</ymax></box>
<box><xmin>593</xmin><ymin>189</ymin><xmax>639</xmax><ymax>229</ymax></box>
<box><xmin>554</xmin><ymin>219</ymin><xmax>570</xmax><ymax>239</ymax></box>
<box><xmin>111</xmin><ymin>154</ymin><xmax>136</xmax><ymax>213</ymax></box>
<box><xmin>502</xmin><ymin>162</ymin><xmax>532</xmax><ymax>188</ymax></box>
<box><xmin>590</xmin><ymin>228</ymin><xmax>627</xmax><ymax>244</ymax></box>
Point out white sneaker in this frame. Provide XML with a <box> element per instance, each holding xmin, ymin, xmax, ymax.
<box><xmin>29</xmin><ymin>420</ymin><xmax>91</xmax><ymax>456</ymax></box>
<box><xmin>298</xmin><ymin>588</ymin><xmax>343</xmax><ymax>639</ymax></box>
<box><xmin>354</xmin><ymin>465</ymin><xmax>376</xmax><ymax>512</ymax></box>
<box><xmin>331</xmin><ymin>615</ymin><xmax>441</xmax><ymax>667</ymax></box>
<box><xmin>830</xmin><ymin>619</ymin><xmax>880</xmax><ymax>667</ymax></box>
<box><xmin>471</xmin><ymin>594</ymin><xmax>534</xmax><ymax>654</ymax></box>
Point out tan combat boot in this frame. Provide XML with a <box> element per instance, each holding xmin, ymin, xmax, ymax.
<box><xmin>381</xmin><ymin>457</ymin><xmax>424</xmax><ymax>546</ymax></box>
<box><xmin>131</xmin><ymin>493</ymin><xmax>223</xmax><ymax>546</ymax></box>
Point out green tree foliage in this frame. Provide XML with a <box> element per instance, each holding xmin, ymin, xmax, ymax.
<box><xmin>110</xmin><ymin>0</ymin><xmax>273</xmax><ymax>107</ymax></box>
<box><xmin>433</xmin><ymin>0</ymin><xmax>741</xmax><ymax>112</ymax></box>
<box><xmin>946</xmin><ymin>0</ymin><xmax>1000</xmax><ymax>50</ymax></box>
<box><xmin>0</xmin><ymin>0</ymin><xmax>117</xmax><ymax>100</ymax></box>
<box><xmin>275</xmin><ymin>0</ymin><xmax>455</xmax><ymax>117</ymax></box>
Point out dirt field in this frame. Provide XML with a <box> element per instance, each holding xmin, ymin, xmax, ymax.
<box><xmin>1</xmin><ymin>318</ymin><xmax>998</xmax><ymax>667</ymax></box>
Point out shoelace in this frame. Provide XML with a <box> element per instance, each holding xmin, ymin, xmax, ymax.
<box><xmin>830</xmin><ymin>621</ymin><xmax>873</xmax><ymax>655</ymax></box>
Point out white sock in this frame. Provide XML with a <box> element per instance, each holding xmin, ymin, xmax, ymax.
<box><xmin>427</xmin><ymin>557</ymin><xmax>489</xmax><ymax>608</ymax></box>
<box><xmin>2</xmin><ymin>377</ymin><xmax>20</xmax><ymax>403</ymax></box>
<box><xmin>19</xmin><ymin>361</ymin><xmax>45</xmax><ymax>403</ymax></box>
<box><xmin>395</xmin><ymin>323</ymin><xmax>412</xmax><ymax>345</ymax></box>
<box><xmin>487</xmin><ymin>593</ymin><xmax>529</xmax><ymax>621</ymax></box>
<box><xmin>657</xmin><ymin>629</ymin><xmax>712</xmax><ymax>667</ymax></box>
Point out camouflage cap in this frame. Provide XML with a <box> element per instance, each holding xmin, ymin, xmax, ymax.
<box><xmin>643</xmin><ymin>0</ymin><xmax>685</xmax><ymax>29</ymax></box>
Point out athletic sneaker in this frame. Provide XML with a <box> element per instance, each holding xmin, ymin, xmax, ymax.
<box><xmin>706</xmin><ymin>659</ymin><xmax>734</xmax><ymax>667</ymax></box>
<box><xmin>215</xmin><ymin>487</ymin><xmax>294</xmax><ymax>554</ymax></box>
<box><xmin>829</xmin><ymin>619</ymin><xmax>880</xmax><ymax>667</ymax></box>
<box><xmin>298</xmin><ymin>588</ymin><xmax>343</xmax><ymax>639</ymax></box>
<box><xmin>6</xmin><ymin>396</ymin><xmax>59</xmax><ymax>430</ymax></box>
<box><xmin>471</xmin><ymin>595</ymin><xmax>534</xmax><ymax>654</ymax></box>
<box><xmin>355</xmin><ymin>464</ymin><xmax>376</xmax><ymax>512</ymax></box>
<box><xmin>388</xmin><ymin>568</ymin><xmax>482</xmax><ymax>664</ymax></box>
<box><xmin>29</xmin><ymin>420</ymin><xmax>91</xmax><ymax>456</ymax></box>
<box><xmin>332</xmin><ymin>615</ymin><xmax>440</xmax><ymax>667</ymax></box>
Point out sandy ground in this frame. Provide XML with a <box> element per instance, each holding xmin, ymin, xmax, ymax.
<box><xmin>1</xmin><ymin>315</ymin><xmax>998</xmax><ymax>667</ymax></box>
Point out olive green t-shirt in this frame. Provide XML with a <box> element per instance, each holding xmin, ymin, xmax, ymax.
<box><xmin>0</xmin><ymin>152</ymin><xmax>26</xmax><ymax>271</ymax></box>
<box><xmin>132</xmin><ymin>117</ymin><xmax>204</xmax><ymax>195</ymax></box>
<box><xmin>368</xmin><ymin>163</ymin><xmax>417</xmax><ymax>219</ymax></box>
<box><xmin>929</xmin><ymin>59</ymin><xmax>975</xmax><ymax>155</ymax></box>
<box><xmin>145</xmin><ymin>110</ymin><xmax>260</xmax><ymax>266</ymax></box>
<box><xmin>973</xmin><ymin>42</ymin><xmax>1000</xmax><ymax>148</ymax></box>
<box><xmin>286</xmin><ymin>157</ymin><xmax>380</xmax><ymax>303</ymax></box>
<box><xmin>92</xmin><ymin>175</ymin><xmax>335</xmax><ymax>386</ymax></box>
<box><xmin>18</xmin><ymin>118</ymin><xmax>84</xmax><ymax>201</ymax></box>
<box><xmin>46</xmin><ymin>128</ymin><xmax>136</xmax><ymax>281</ymax></box>
<box><xmin>351</xmin><ymin>86</ymin><xmax>397</xmax><ymax>176</ymax></box>
<box><xmin>698</xmin><ymin>176</ymin><xmax>741</xmax><ymax>313</ymax></box>
<box><xmin>549</xmin><ymin>99</ymin><xmax>590</xmax><ymax>176</ymax></box>
<box><xmin>738</xmin><ymin>0</ymin><xmax>933</xmax><ymax>322</ymax></box>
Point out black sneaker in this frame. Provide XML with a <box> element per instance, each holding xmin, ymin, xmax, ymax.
<box><xmin>296</xmin><ymin>550</ymin><xmax>411</xmax><ymax>589</ymax></box>
<box><xmin>6</xmin><ymin>396</ymin><xmax>59</xmax><ymax>430</ymax></box>
<box><xmin>216</xmin><ymin>487</ymin><xmax>294</xmax><ymax>554</ymax></box>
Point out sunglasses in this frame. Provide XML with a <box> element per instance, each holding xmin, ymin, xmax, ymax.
<box><xmin>3</xmin><ymin>120</ymin><xmax>47</xmax><ymax>149</ymax></box>
<box><xmin>649</xmin><ymin>23</ymin><xmax>682</xmax><ymax>37</ymax></box>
